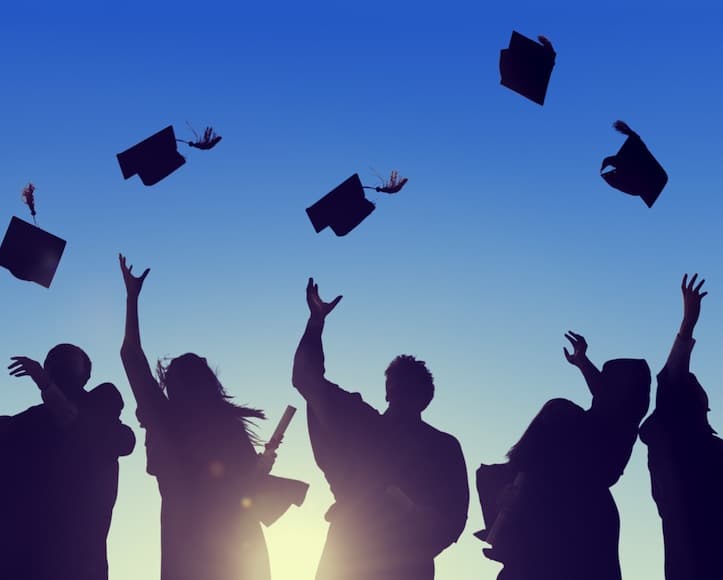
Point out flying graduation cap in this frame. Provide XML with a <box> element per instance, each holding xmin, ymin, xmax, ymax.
<box><xmin>117</xmin><ymin>123</ymin><xmax>222</xmax><ymax>186</ymax></box>
<box><xmin>500</xmin><ymin>32</ymin><xmax>556</xmax><ymax>105</ymax></box>
<box><xmin>601</xmin><ymin>121</ymin><xmax>668</xmax><ymax>208</ymax></box>
<box><xmin>0</xmin><ymin>186</ymin><xmax>66</xmax><ymax>288</ymax></box>
<box><xmin>306</xmin><ymin>171</ymin><xmax>408</xmax><ymax>236</ymax></box>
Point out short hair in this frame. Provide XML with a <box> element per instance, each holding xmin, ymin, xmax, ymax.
<box><xmin>385</xmin><ymin>355</ymin><xmax>435</xmax><ymax>412</ymax></box>
<box><xmin>43</xmin><ymin>343</ymin><xmax>92</xmax><ymax>392</ymax></box>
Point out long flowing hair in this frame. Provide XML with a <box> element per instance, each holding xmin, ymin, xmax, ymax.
<box><xmin>156</xmin><ymin>353</ymin><xmax>265</xmax><ymax>446</ymax></box>
<box><xmin>507</xmin><ymin>398</ymin><xmax>586</xmax><ymax>475</ymax></box>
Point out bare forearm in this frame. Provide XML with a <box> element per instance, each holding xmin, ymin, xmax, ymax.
<box><xmin>292</xmin><ymin>316</ymin><xmax>326</xmax><ymax>388</ymax></box>
<box><xmin>577</xmin><ymin>356</ymin><xmax>602</xmax><ymax>397</ymax></box>
<box><xmin>122</xmin><ymin>295</ymin><xmax>142</xmax><ymax>351</ymax></box>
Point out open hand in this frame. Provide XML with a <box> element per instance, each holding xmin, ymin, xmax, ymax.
<box><xmin>563</xmin><ymin>331</ymin><xmax>588</xmax><ymax>367</ymax></box>
<box><xmin>306</xmin><ymin>278</ymin><xmax>342</xmax><ymax>321</ymax></box>
<box><xmin>119</xmin><ymin>254</ymin><xmax>150</xmax><ymax>298</ymax></box>
<box><xmin>681</xmin><ymin>273</ymin><xmax>707</xmax><ymax>332</ymax></box>
<box><xmin>9</xmin><ymin>356</ymin><xmax>51</xmax><ymax>391</ymax></box>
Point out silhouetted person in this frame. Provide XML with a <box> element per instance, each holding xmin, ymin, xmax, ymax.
<box><xmin>477</xmin><ymin>333</ymin><xmax>650</xmax><ymax>580</ymax></box>
<box><xmin>119</xmin><ymin>254</ymin><xmax>288</xmax><ymax>580</ymax></box>
<box><xmin>639</xmin><ymin>274</ymin><xmax>723</xmax><ymax>579</ymax></box>
<box><xmin>292</xmin><ymin>278</ymin><xmax>469</xmax><ymax>580</ymax></box>
<box><xmin>0</xmin><ymin>344</ymin><xmax>135</xmax><ymax>580</ymax></box>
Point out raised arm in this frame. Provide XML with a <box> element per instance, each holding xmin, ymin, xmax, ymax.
<box><xmin>7</xmin><ymin>356</ymin><xmax>78</xmax><ymax>426</ymax></box>
<box><xmin>564</xmin><ymin>331</ymin><xmax>603</xmax><ymax>397</ymax></box>
<box><xmin>119</xmin><ymin>254</ymin><xmax>162</xmax><ymax>412</ymax></box>
<box><xmin>664</xmin><ymin>273</ymin><xmax>707</xmax><ymax>378</ymax></box>
<box><xmin>291</xmin><ymin>278</ymin><xmax>342</xmax><ymax>416</ymax></box>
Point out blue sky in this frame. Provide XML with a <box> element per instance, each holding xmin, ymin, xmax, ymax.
<box><xmin>2</xmin><ymin>1</ymin><xmax>723</xmax><ymax>578</ymax></box>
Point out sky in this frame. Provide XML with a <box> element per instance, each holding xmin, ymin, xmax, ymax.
<box><xmin>1</xmin><ymin>1</ymin><xmax>723</xmax><ymax>578</ymax></box>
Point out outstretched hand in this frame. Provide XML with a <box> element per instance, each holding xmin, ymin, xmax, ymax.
<box><xmin>681</xmin><ymin>273</ymin><xmax>707</xmax><ymax>335</ymax></box>
<box><xmin>306</xmin><ymin>278</ymin><xmax>342</xmax><ymax>322</ymax></box>
<box><xmin>8</xmin><ymin>356</ymin><xmax>52</xmax><ymax>391</ymax></box>
<box><xmin>119</xmin><ymin>254</ymin><xmax>150</xmax><ymax>299</ymax></box>
<box><xmin>563</xmin><ymin>331</ymin><xmax>588</xmax><ymax>367</ymax></box>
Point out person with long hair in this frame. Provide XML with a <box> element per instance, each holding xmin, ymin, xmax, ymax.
<box><xmin>477</xmin><ymin>333</ymin><xmax>650</xmax><ymax>580</ymax></box>
<box><xmin>639</xmin><ymin>274</ymin><xmax>723</xmax><ymax>579</ymax></box>
<box><xmin>118</xmin><ymin>254</ymin><xmax>274</xmax><ymax>580</ymax></box>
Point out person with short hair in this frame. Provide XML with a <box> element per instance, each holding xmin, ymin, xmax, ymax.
<box><xmin>292</xmin><ymin>278</ymin><xmax>469</xmax><ymax>580</ymax></box>
<box><xmin>0</xmin><ymin>343</ymin><xmax>135</xmax><ymax>580</ymax></box>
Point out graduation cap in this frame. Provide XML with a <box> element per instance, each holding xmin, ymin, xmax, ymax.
<box><xmin>500</xmin><ymin>32</ymin><xmax>556</xmax><ymax>105</ymax></box>
<box><xmin>117</xmin><ymin>126</ymin><xmax>186</xmax><ymax>186</ymax></box>
<box><xmin>306</xmin><ymin>171</ymin><xmax>408</xmax><ymax>236</ymax></box>
<box><xmin>601</xmin><ymin>121</ymin><xmax>668</xmax><ymax>208</ymax></box>
<box><xmin>0</xmin><ymin>216</ymin><xmax>66</xmax><ymax>288</ymax></box>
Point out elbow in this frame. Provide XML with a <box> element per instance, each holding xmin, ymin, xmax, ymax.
<box><xmin>291</xmin><ymin>366</ymin><xmax>307</xmax><ymax>394</ymax></box>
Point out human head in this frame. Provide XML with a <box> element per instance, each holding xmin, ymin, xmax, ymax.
<box><xmin>158</xmin><ymin>353</ymin><xmax>221</xmax><ymax>406</ymax></box>
<box><xmin>157</xmin><ymin>353</ymin><xmax>265</xmax><ymax>439</ymax></box>
<box><xmin>507</xmin><ymin>398</ymin><xmax>586</xmax><ymax>473</ymax></box>
<box><xmin>664</xmin><ymin>372</ymin><xmax>716</xmax><ymax>435</ymax></box>
<box><xmin>596</xmin><ymin>358</ymin><xmax>651</xmax><ymax>421</ymax></box>
<box><xmin>43</xmin><ymin>343</ymin><xmax>92</xmax><ymax>398</ymax></box>
<box><xmin>384</xmin><ymin>355</ymin><xmax>435</xmax><ymax>414</ymax></box>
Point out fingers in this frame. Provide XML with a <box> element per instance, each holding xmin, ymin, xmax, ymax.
<box><xmin>682</xmin><ymin>273</ymin><xmax>707</xmax><ymax>296</ymax></box>
<box><xmin>329</xmin><ymin>295</ymin><xmax>343</xmax><ymax>311</ymax></box>
<box><xmin>8</xmin><ymin>356</ymin><xmax>29</xmax><ymax>370</ymax></box>
<box><xmin>563</xmin><ymin>347</ymin><xmax>572</xmax><ymax>361</ymax></box>
<box><xmin>564</xmin><ymin>331</ymin><xmax>585</xmax><ymax>344</ymax></box>
<box><xmin>140</xmin><ymin>268</ymin><xmax>150</xmax><ymax>281</ymax></box>
<box><xmin>689</xmin><ymin>273</ymin><xmax>698</xmax><ymax>291</ymax></box>
<box><xmin>8</xmin><ymin>357</ymin><xmax>31</xmax><ymax>377</ymax></box>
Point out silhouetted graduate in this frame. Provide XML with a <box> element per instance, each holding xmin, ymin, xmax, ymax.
<box><xmin>499</xmin><ymin>32</ymin><xmax>556</xmax><ymax>105</ymax></box>
<box><xmin>306</xmin><ymin>170</ymin><xmax>408</xmax><ymax>236</ymax></box>
<box><xmin>0</xmin><ymin>187</ymin><xmax>66</xmax><ymax>287</ymax></box>
<box><xmin>601</xmin><ymin>120</ymin><xmax>668</xmax><ymax>207</ymax></box>
<box><xmin>117</xmin><ymin>123</ymin><xmax>222</xmax><ymax>186</ymax></box>
<box><xmin>292</xmin><ymin>278</ymin><xmax>468</xmax><ymax>580</ymax></box>
<box><xmin>639</xmin><ymin>274</ymin><xmax>723</xmax><ymax>580</ymax></box>
<box><xmin>477</xmin><ymin>333</ymin><xmax>650</xmax><ymax>580</ymax></box>
<box><xmin>0</xmin><ymin>345</ymin><xmax>135</xmax><ymax>580</ymax></box>
<box><xmin>119</xmin><ymin>255</ymin><xmax>306</xmax><ymax>580</ymax></box>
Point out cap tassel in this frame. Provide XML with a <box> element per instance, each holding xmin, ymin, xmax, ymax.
<box><xmin>177</xmin><ymin>123</ymin><xmax>222</xmax><ymax>150</ymax></box>
<box><xmin>21</xmin><ymin>183</ymin><xmax>37</xmax><ymax>225</ymax></box>
<box><xmin>613</xmin><ymin>120</ymin><xmax>638</xmax><ymax>138</ymax></box>
<box><xmin>363</xmin><ymin>170</ymin><xmax>409</xmax><ymax>194</ymax></box>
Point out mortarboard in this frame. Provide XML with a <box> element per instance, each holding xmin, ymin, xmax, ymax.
<box><xmin>0</xmin><ymin>216</ymin><xmax>66</xmax><ymax>288</ymax></box>
<box><xmin>500</xmin><ymin>32</ymin><xmax>556</xmax><ymax>106</ymax></box>
<box><xmin>117</xmin><ymin>126</ymin><xmax>186</xmax><ymax>186</ymax></box>
<box><xmin>601</xmin><ymin>121</ymin><xmax>668</xmax><ymax>208</ymax></box>
<box><xmin>306</xmin><ymin>174</ymin><xmax>376</xmax><ymax>236</ymax></box>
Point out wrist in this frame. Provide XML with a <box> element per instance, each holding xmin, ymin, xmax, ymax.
<box><xmin>308</xmin><ymin>314</ymin><xmax>325</xmax><ymax>326</ymax></box>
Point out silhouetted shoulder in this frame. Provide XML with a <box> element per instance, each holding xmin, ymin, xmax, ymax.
<box><xmin>86</xmin><ymin>382</ymin><xmax>125</xmax><ymax>417</ymax></box>
<box><xmin>319</xmin><ymin>384</ymin><xmax>381</xmax><ymax>425</ymax></box>
<box><xmin>419</xmin><ymin>421</ymin><xmax>463</xmax><ymax>449</ymax></box>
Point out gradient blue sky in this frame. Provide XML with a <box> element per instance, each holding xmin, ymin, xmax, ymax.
<box><xmin>2</xmin><ymin>1</ymin><xmax>723</xmax><ymax>578</ymax></box>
